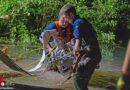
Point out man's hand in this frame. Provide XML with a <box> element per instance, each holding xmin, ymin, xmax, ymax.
<box><xmin>72</xmin><ymin>49</ymin><xmax>79</xmax><ymax>56</ymax></box>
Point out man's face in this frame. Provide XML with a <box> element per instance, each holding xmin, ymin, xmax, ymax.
<box><xmin>64</xmin><ymin>12</ymin><xmax>74</xmax><ymax>24</ymax></box>
<box><xmin>59</xmin><ymin>14</ymin><xmax>69</xmax><ymax>28</ymax></box>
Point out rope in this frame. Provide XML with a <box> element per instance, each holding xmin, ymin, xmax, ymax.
<box><xmin>0</xmin><ymin>34</ymin><xmax>72</xmax><ymax>81</ymax></box>
<box><xmin>1</xmin><ymin>44</ymin><xmax>57</xmax><ymax>82</ymax></box>
<box><xmin>0</xmin><ymin>44</ymin><xmax>72</xmax><ymax>74</ymax></box>
<box><xmin>23</xmin><ymin>44</ymin><xmax>56</xmax><ymax>69</ymax></box>
<box><xmin>17</xmin><ymin>48</ymin><xmax>42</xmax><ymax>58</ymax></box>
<box><xmin>0</xmin><ymin>44</ymin><xmax>56</xmax><ymax>74</ymax></box>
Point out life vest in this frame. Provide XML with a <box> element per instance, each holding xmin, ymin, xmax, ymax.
<box><xmin>55</xmin><ymin>21</ymin><xmax>71</xmax><ymax>43</ymax></box>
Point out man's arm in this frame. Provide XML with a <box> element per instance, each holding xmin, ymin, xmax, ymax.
<box><xmin>39</xmin><ymin>37</ymin><xmax>43</xmax><ymax>44</ymax></box>
<box><xmin>122</xmin><ymin>39</ymin><xmax>130</xmax><ymax>75</ymax></box>
<box><xmin>73</xmin><ymin>38</ymin><xmax>80</xmax><ymax>56</ymax></box>
<box><xmin>117</xmin><ymin>39</ymin><xmax>130</xmax><ymax>90</ymax></box>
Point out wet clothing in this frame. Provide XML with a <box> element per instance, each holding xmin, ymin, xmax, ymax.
<box><xmin>72</xmin><ymin>15</ymin><xmax>102</xmax><ymax>90</ymax></box>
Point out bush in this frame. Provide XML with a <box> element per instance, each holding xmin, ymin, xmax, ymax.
<box><xmin>0</xmin><ymin>0</ymin><xmax>65</xmax><ymax>45</ymax></box>
<box><xmin>0</xmin><ymin>0</ymin><xmax>129</xmax><ymax>46</ymax></box>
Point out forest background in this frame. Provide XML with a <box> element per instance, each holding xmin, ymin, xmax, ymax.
<box><xmin>0</xmin><ymin>0</ymin><xmax>129</xmax><ymax>48</ymax></box>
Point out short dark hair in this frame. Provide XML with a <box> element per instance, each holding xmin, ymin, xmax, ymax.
<box><xmin>59</xmin><ymin>4</ymin><xmax>76</xmax><ymax>17</ymax></box>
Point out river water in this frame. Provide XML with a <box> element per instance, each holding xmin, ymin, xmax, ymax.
<box><xmin>0</xmin><ymin>44</ymin><xmax>126</xmax><ymax>89</ymax></box>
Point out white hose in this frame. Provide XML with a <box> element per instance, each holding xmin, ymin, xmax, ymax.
<box><xmin>27</xmin><ymin>50</ymin><xmax>46</xmax><ymax>72</ymax></box>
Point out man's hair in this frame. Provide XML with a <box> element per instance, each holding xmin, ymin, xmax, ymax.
<box><xmin>59</xmin><ymin>4</ymin><xmax>76</xmax><ymax>17</ymax></box>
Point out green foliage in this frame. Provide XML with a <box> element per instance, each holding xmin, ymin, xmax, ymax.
<box><xmin>0</xmin><ymin>0</ymin><xmax>129</xmax><ymax>46</ymax></box>
<box><xmin>76</xmin><ymin>0</ymin><xmax>127</xmax><ymax>45</ymax></box>
<box><xmin>0</xmin><ymin>0</ymin><xmax>65</xmax><ymax>45</ymax></box>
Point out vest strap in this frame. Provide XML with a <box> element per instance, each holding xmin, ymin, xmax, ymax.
<box><xmin>55</xmin><ymin>21</ymin><xmax>71</xmax><ymax>42</ymax></box>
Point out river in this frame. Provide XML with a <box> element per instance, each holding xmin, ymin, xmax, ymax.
<box><xmin>0</xmin><ymin>44</ymin><xmax>126</xmax><ymax>89</ymax></box>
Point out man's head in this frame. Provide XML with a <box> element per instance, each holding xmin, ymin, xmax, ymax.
<box><xmin>58</xmin><ymin>13</ymin><xmax>69</xmax><ymax>28</ymax></box>
<box><xmin>59</xmin><ymin>4</ymin><xmax>76</xmax><ymax>23</ymax></box>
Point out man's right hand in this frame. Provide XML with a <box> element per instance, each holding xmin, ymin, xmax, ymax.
<box><xmin>72</xmin><ymin>50</ymin><xmax>79</xmax><ymax>56</ymax></box>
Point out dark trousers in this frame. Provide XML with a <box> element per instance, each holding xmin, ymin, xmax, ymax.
<box><xmin>73</xmin><ymin>61</ymin><xmax>95</xmax><ymax>90</ymax></box>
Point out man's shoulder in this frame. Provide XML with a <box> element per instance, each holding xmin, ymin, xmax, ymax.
<box><xmin>73</xmin><ymin>18</ymin><xmax>84</xmax><ymax>25</ymax></box>
<box><xmin>73</xmin><ymin>18</ymin><xmax>88</xmax><ymax>28</ymax></box>
<box><xmin>74</xmin><ymin>18</ymin><xmax>93</xmax><ymax>29</ymax></box>
<box><xmin>45</xmin><ymin>22</ymin><xmax>56</xmax><ymax>30</ymax></box>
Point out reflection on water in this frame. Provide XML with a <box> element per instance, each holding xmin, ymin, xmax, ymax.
<box><xmin>100</xmin><ymin>45</ymin><xmax>126</xmax><ymax>72</ymax></box>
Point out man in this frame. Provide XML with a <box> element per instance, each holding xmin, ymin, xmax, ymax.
<box><xmin>39</xmin><ymin>13</ymin><xmax>74</xmax><ymax>71</ymax></box>
<box><xmin>59</xmin><ymin>4</ymin><xmax>102</xmax><ymax>90</ymax></box>
<box><xmin>39</xmin><ymin>13</ymin><xmax>74</xmax><ymax>51</ymax></box>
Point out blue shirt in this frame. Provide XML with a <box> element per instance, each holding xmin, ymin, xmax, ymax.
<box><xmin>72</xmin><ymin>15</ymin><xmax>97</xmax><ymax>39</ymax></box>
<box><xmin>40</xmin><ymin>22</ymin><xmax>73</xmax><ymax>39</ymax></box>
<box><xmin>72</xmin><ymin>15</ymin><xmax>85</xmax><ymax>39</ymax></box>
<box><xmin>72</xmin><ymin>16</ymin><xmax>102</xmax><ymax>64</ymax></box>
